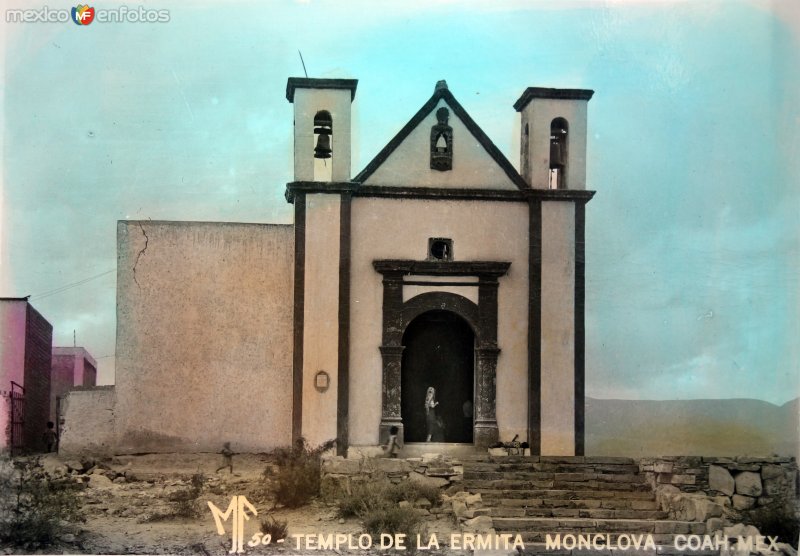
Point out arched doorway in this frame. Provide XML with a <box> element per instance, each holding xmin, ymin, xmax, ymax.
<box><xmin>401</xmin><ymin>310</ymin><xmax>474</xmax><ymax>443</ymax></box>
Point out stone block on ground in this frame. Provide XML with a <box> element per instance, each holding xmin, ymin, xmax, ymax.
<box><xmin>322</xmin><ymin>457</ymin><xmax>363</xmax><ymax>475</ymax></box>
<box><xmin>463</xmin><ymin>515</ymin><xmax>493</xmax><ymax>532</ymax></box>
<box><xmin>724</xmin><ymin>523</ymin><xmax>760</xmax><ymax>538</ymax></box>
<box><xmin>64</xmin><ymin>460</ymin><xmax>84</xmax><ymax>473</ymax></box>
<box><xmin>408</xmin><ymin>471</ymin><xmax>448</xmax><ymax>488</ymax></box>
<box><xmin>40</xmin><ymin>456</ymin><xmax>69</xmax><ymax>476</ymax></box>
<box><xmin>373</xmin><ymin>458</ymin><xmax>412</xmax><ymax>474</ymax></box>
<box><xmin>88</xmin><ymin>473</ymin><xmax>114</xmax><ymax>489</ymax></box>
<box><xmin>453</xmin><ymin>500</ymin><xmax>468</xmax><ymax>519</ymax></box>
<box><xmin>464</xmin><ymin>493</ymin><xmax>482</xmax><ymax>507</ymax></box>
<box><xmin>444</xmin><ymin>484</ymin><xmax>464</xmax><ymax>497</ymax></box>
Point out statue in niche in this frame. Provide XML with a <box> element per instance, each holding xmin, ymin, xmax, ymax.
<box><xmin>430</xmin><ymin>107</ymin><xmax>453</xmax><ymax>171</ymax></box>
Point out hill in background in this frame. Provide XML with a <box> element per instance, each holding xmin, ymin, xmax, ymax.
<box><xmin>585</xmin><ymin>397</ymin><xmax>799</xmax><ymax>457</ymax></box>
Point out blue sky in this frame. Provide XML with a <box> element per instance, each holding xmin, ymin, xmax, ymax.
<box><xmin>1</xmin><ymin>0</ymin><xmax>798</xmax><ymax>403</ymax></box>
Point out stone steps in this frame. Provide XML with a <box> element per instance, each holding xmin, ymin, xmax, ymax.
<box><xmin>467</xmin><ymin>456</ymin><xmax>637</xmax><ymax>464</ymax></box>
<box><xmin>464</xmin><ymin>479</ymin><xmax>653</xmax><ymax>491</ymax></box>
<box><xmin>493</xmin><ymin>516</ymin><xmax>706</xmax><ymax>535</ymax></box>
<box><xmin>489</xmin><ymin>506</ymin><xmax>669</xmax><ymax>520</ymax></box>
<box><xmin>493</xmin><ymin>497</ymin><xmax>659</xmax><ymax>509</ymax></box>
<box><xmin>467</xmin><ymin>462</ymin><xmax>641</xmax><ymax>474</ymax></box>
<box><xmin>464</xmin><ymin>471</ymin><xmax>648</xmax><ymax>485</ymax></box>
<box><xmin>471</xmin><ymin>488</ymin><xmax>657</xmax><ymax>500</ymax></box>
<box><xmin>459</xmin><ymin>456</ymin><xmax>711</xmax><ymax>551</ymax></box>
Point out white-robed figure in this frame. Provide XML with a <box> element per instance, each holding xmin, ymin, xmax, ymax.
<box><xmin>424</xmin><ymin>386</ymin><xmax>440</xmax><ymax>442</ymax></box>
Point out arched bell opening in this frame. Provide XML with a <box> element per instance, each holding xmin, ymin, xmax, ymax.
<box><xmin>313</xmin><ymin>110</ymin><xmax>333</xmax><ymax>182</ymax></box>
<box><xmin>549</xmin><ymin>117</ymin><xmax>569</xmax><ymax>189</ymax></box>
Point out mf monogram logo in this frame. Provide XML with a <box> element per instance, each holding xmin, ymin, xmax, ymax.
<box><xmin>207</xmin><ymin>496</ymin><xmax>258</xmax><ymax>554</ymax></box>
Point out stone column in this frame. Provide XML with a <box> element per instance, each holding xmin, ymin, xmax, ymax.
<box><xmin>379</xmin><ymin>272</ymin><xmax>405</xmax><ymax>444</ymax></box>
<box><xmin>379</xmin><ymin>345</ymin><xmax>405</xmax><ymax>444</ymax></box>
<box><xmin>474</xmin><ymin>347</ymin><xmax>500</xmax><ymax>448</ymax></box>
<box><xmin>474</xmin><ymin>277</ymin><xmax>500</xmax><ymax>448</ymax></box>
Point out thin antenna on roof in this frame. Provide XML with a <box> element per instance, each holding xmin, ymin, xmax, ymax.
<box><xmin>73</xmin><ymin>330</ymin><xmax>76</xmax><ymax>347</ymax></box>
<box><xmin>298</xmin><ymin>50</ymin><xmax>309</xmax><ymax>78</ymax></box>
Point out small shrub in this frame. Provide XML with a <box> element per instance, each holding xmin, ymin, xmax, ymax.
<box><xmin>265</xmin><ymin>438</ymin><xmax>336</xmax><ymax>508</ymax></box>
<box><xmin>336</xmin><ymin>477</ymin><xmax>429</xmax><ymax>547</ymax></box>
<box><xmin>386</xmin><ymin>480</ymin><xmax>440</xmax><ymax>508</ymax></box>
<box><xmin>362</xmin><ymin>505</ymin><xmax>423</xmax><ymax>539</ymax></box>
<box><xmin>171</xmin><ymin>473</ymin><xmax>206</xmax><ymax>517</ymax></box>
<box><xmin>338</xmin><ymin>480</ymin><xmax>387</xmax><ymax>518</ymax></box>
<box><xmin>0</xmin><ymin>456</ymin><xmax>83</xmax><ymax>547</ymax></box>
<box><xmin>260</xmin><ymin>516</ymin><xmax>288</xmax><ymax>541</ymax></box>
<box><xmin>338</xmin><ymin>479</ymin><xmax>439</xmax><ymax>518</ymax></box>
<box><xmin>146</xmin><ymin>472</ymin><xmax>206</xmax><ymax>521</ymax></box>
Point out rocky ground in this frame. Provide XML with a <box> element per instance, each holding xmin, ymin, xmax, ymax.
<box><xmin>0</xmin><ymin>453</ymin><xmax>462</xmax><ymax>555</ymax></box>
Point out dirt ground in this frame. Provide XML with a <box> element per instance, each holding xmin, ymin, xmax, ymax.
<box><xmin>1</xmin><ymin>452</ymin><xmax>463</xmax><ymax>556</ymax></box>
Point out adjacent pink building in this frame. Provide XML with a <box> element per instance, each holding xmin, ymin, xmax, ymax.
<box><xmin>51</xmin><ymin>347</ymin><xmax>97</xmax><ymax>424</ymax></box>
<box><xmin>0</xmin><ymin>298</ymin><xmax>53</xmax><ymax>452</ymax></box>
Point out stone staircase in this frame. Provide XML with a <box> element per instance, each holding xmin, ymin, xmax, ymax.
<box><xmin>461</xmin><ymin>455</ymin><xmax>707</xmax><ymax>551</ymax></box>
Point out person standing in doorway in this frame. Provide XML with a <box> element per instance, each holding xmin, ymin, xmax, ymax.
<box><xmin>462</xmin><ymin>399</ymin><xmax>473</xmax><ymax>441</ymax></box>
<box><xmin>425</xmin><ymin>387</ymin><xmax>439</xmax><ymax>442</ymax></box>
<box><xmin>43</xmin><ymin>421</ymin><xmax>58</xmax><ymax>453</ymax></box>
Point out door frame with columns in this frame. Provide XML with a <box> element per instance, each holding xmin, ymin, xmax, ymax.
<box><xmin>373</xmin><ymin>260</ymin><xmax>510</xmax><ymax>448</ymax></box>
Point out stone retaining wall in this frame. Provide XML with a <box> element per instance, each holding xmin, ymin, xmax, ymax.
<box><xmin>320</xmin><ymin>454</ymin><xmax>463</xmax><ymax>498</ymax></box>
<box><xmin>640</xmin><ymin>456</ymin><xmax>797</xmax><ymax>504</ymax></box>
<box><xmin>640</xmin><ymin>456</ymin><xmax>798</xmax><ymax>535</ymax></box>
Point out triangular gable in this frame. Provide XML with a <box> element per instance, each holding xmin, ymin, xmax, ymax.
<box><xmin>354</xmin><ymin>83</ymin><xmax>528</xmax><ymax>190</ymax></box>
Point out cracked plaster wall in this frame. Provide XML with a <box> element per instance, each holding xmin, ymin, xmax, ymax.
<box><xmin>114</xmin><ymin>221</ymin><xmax>294</xmax><ymax>453</ymax></box>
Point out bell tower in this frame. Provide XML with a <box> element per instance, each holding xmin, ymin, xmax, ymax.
<box><xmin>286</xmin><ymin>78</ymin><xmax>358</xmax><ymax>182</ymax></box>
<box><xmin>515</xmin><ymin>87</ymin><xmax>594</xmax><ymax>190</ymax></box>
<box><xmin>515</xmin><ymin>87</ymin><xmax>594</xmax><ymax>456</ymax></box>
<box><xmin>286</xmin><ymin>78</ymin><xmax>358</xmax><ymax>453</ymax></box>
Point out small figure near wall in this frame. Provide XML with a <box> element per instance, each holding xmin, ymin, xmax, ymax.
<box><xmin>43</xmin><ymin>421</ymin><xmax>58</xmax><ymax>453</ymax></box>
<box><xmin>462</xmin><ymin>399</ymin><xmax>473</xmax><ymax>441</ymax></box>
<box><xmin>425</xmin><ymin>386</ymin><xmax>440</xmax><ymax>442</ymax></box>
<box><xmin>216</xmin><ymin>441</ymin><xmax>235</xmax><ymax>474</ymax></box>
<box><xmin>382</xmin><ymin>425</ymin><xmax>402</xmax><ymax>458</ymax></box>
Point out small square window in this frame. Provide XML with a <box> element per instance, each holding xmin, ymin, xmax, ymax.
<box><xmin>428</xmin><ymin>238</ymin><xmax>453</xmax><ymax>261</ymax></box>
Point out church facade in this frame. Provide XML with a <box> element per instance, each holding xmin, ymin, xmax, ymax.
<box><xmin>88</xmin><ymin>77</ymin><xmax>594</xmax><ymax>457</ymax></box>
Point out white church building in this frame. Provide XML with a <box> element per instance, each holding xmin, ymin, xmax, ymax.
<box><xmin>60</xmin><ymin>77</ymin><xmax>595</xmax><ymax>457</ymax></box>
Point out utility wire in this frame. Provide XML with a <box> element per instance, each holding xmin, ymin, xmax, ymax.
<box><xmin>30</xmin><ymin>269</ymin><xmax>116</xmax><ymax>301</ymax></box>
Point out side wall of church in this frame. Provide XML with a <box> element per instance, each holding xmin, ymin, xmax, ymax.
<box><xmin>300</xmin><ymin>194</ymin><xmax>342</xmax><ymax>447</ymax></box>
<box><xmin>348</xmin><ymin>198</ymin><xmax>530</xmax><ymax>446</ymax></box>
<box><xmin>541</xmin><ymin>201</ymin><xmax>576</xmax><ymax>454</ymax></box>
<box><xmin>115</xmin><ymin>221</ymin><xmax>294</xmax><ymax>453</ymax></box>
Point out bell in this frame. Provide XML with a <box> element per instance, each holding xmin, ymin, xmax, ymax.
<box><xmin>549</xmin><ymin>139</ymin><xmax>565</xmax><ymax>169</ymax></box>
<box><xmin>314</xmin><ymin>132</ymin><xmax>332</xmax><ymax>159</ymax></box>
